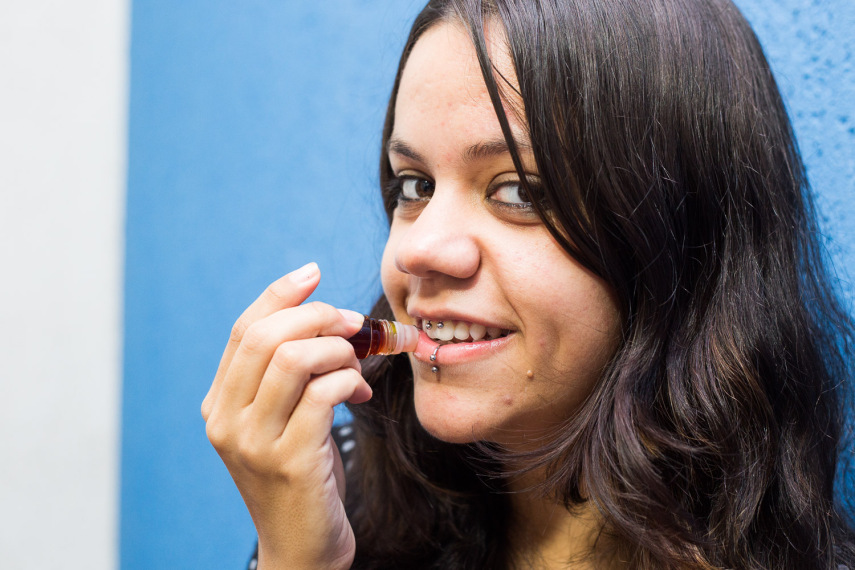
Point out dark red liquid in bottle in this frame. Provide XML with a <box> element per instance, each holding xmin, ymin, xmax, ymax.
<box><xmin>348</xmin><ymin>317</ymin><xmax>378</xmax><ymax>359</ymax></box>
<box><xmin>346</xmin><ymin>317</ymin><xmax>418</xmax><ymax>358</ymax></box>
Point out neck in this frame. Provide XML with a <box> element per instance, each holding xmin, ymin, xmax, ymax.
<box><xmin>505</xmin><ymin>471</ymin><xmax>616</xmax><ymax>569</ymax></box>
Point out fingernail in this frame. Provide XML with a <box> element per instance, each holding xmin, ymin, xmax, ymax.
<box><xmin>338</xmin><ymin>309</ymin><xmax>366</xmax><ymax>327</ymax></box>
<box><xmin>289</xmin><ymin>262</ymin><xmax>319</xmax><ymax>283</ymax></box>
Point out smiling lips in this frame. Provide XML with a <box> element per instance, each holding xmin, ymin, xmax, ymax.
<box><xmin>412</xmin><ymin>317</ymin><xmax>514</xmax><ymax>366</ymax></box>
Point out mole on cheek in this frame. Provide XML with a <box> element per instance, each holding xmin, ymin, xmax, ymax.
<box><xmin>526</xmin><ymin>369</ymin><xmax>534</xmax><ymax>380</ymax></box>
<box><xmin>503</xmin><ymin>395</ymin><xmax>514</xmax><ymax>406</ymax></box>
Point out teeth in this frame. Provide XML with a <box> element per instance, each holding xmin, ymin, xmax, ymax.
<box><xmin>436</xmin><ymin>324</ymin><xmax>455</xmax><ymax>341</ymax></box>
<box><xmin>453</xmin><ymin>322</ymin><xmax>469</xmax><ymax>340</ymax></box>
<box><xmin>418</xmin><ymin>319</ymin><xmax>508</xmax><ymax>343</ymax></box>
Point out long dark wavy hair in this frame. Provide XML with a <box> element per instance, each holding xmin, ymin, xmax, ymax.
<box><xmin>345</xmin><ymin>0</ymin><xmax>855</xmax><ymax>567</ymax></box>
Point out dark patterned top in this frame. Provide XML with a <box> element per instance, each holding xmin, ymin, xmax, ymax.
<box><xmin>245</xmin><ymin>424</ymin><xmax>356</xmax><ymax>570</ymax></box>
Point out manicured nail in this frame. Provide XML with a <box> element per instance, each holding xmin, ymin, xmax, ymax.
<box><xmin>338</xmin><ymin>309</ymin><xmax>367</xmax><ymax>327</ymax></box>
<box><xmin>289</xmin><ymin>262</ymin><xmax>319</xmax><ymax>283</ymax></box>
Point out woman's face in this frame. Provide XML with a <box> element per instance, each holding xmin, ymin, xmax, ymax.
<box><xmin>381</xmin><ymin>21</ymin><xmax>621</xmax><ymax>445</ymax></box>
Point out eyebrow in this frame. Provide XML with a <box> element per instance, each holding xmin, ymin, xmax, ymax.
<box><xmin>387</xmin><ymin>136</ymin><xmax>532</xmax><ymax>165</ymax></box>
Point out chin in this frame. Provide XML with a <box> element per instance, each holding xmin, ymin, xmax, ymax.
<box><xmin>411</xmin><ymin>378</ymin><xmax>501</xmax><ymax>444</ymax></box>
<box><xmin>419</xmin><ymin>417</ymin><xmax>483</xmax><ymax>444</ymax></box>
<box><xmin>415</xmin><ymin>415</ymin><xmax>485</xmax><ymax>444</ymax></box>
<box><xmin>412</xmin><ymin>377</ymin><xmax>576</xmax><ymax>449</ymax></box>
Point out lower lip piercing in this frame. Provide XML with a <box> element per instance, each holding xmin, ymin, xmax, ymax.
<box><xmin>431</xmin><ymin>345</ymin><xmax>440</xmax><ymax>373</ymax></box>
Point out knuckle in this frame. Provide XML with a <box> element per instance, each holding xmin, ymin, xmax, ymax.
<box><xmin>333</xmin><ymin>335</ymin><xmax>358</xmax><ymax>358</ymax></box>
<box><xmin>265</xmin><ymin>278</ymin><xmax>292</xmax><ymax>303</ymax></box>
<box><xmin>302</xmin><ymin>376</ymin><xmax>346</xmax><ymax>407</ymax></box>
<box><xmin>205</xmin><ymin>418</ymin><xmax>231</xmax><ymax>449</ymax></box>
<box><xmin>343</xmin><ymin>368</ymin><xmax>364</xmax><ymax>389</ymax></box>
<box><xmin>264</xmin><ymin>282</ymin><xmax>287</xmax><ymax>304</ymax></box>
<box><xmin>301</xmin><ymin>382</ymin><xmax>326</xmax><ymax>407</ymax></box>
<box><xmin>229</xmin><ymin>315</ymin><xmax>251</xmax><ymax>345</ymax></box>
<box><xmin>269</xmin><ymin>342</ymin><xmax>302</xmax><ymax>373</ymax></box>
<box><xmin>264</xmin><ymin>278</ymin><xmax>295</xmax><ymax>307</ymax></box>
<box><xmin>240</xmin><ymin>321</ymin><xmax>271</xmax><ymax>354</ymax></box>
<box><xmin>305</xmin><ymin>301</ymin><xmax>336</xmax><ymax>321</ymax></box>
<box><xmin>235</xmin><ymin>437</ymin><xmax>268</xmax><ymax>468</ymax></box>
<box><xmin>237</xmin><ymin>438</ymin><xmax>294</xmax><ymax>480</ymax></box>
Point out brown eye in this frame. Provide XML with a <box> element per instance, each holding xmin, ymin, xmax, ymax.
<box><xmin>400</xmin><ymin>177</ymin><xmax>435</xmax><ymax>199</ymax></box>
<box><xmin>489</xmin><ymin>182</ymin><xmax>530</xmax><ymax>207</ymax></box>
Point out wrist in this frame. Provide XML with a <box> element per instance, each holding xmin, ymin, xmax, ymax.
<box><xmin>257</xmin><ymin>543</ymin><xmax>352</xmax><ymax>570</ymax></box>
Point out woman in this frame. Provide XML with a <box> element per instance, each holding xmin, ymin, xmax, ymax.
<box><xmin>202</xmin><ymin>0</ymin><xmax>855</xmax><ymax>567</ymax></box>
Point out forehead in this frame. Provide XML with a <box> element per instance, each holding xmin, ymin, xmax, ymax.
<box><xmin>392</xmin><ymin>20</ymin><xmax>527</xmax><ymax>145</ymax></box>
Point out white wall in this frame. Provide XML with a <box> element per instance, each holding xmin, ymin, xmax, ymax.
<box><xmin>0</xmin><ymin>1</ymin><xmax>128</xmax><ymax>568</ymax></box>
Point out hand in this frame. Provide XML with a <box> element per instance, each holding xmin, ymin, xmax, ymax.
<box><xmin>201</xmin><ymin>262</ymin><xmax>371</xmax><ymax>570</ymax></box>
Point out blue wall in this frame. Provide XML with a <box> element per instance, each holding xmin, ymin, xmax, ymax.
<box><xmin>122</xmin><ymin>1</ymin><xmax>854</xmax><ymax>568</ymax></box>
<box><xmin>122</xmin><ymin>2</ymin><xmax>422</xmax><ymax>567</ymax></box>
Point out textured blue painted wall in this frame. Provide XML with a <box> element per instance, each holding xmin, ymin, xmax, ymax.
<box><xmin>122</xmin><ymin>1</ymin><xmax>854</xmax><ymax>568</ymax></box>
<box><xmin>735</xmin><ymin>0</ymin><xmax>855</xmax><ymax>305</ymax></box>
<box><xmin>122</xmin><ymin>2</ymin><xmax>422</xmax><ymax>568</ymax></box>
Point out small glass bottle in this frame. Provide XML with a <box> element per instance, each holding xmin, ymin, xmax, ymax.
<box><xmin>347</xmin><ymin>317</ymin><xmax>419</xmax><ymax>358</ymax></box>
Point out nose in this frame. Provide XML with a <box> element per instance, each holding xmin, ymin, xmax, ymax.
<box><xmin>393</xmin><ymin>188</ymin><xmax>480</xmax><ymax>280</ymax></box>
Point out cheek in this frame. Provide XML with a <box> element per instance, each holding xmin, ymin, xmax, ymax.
<box><xmin>514</xmin><ymin>260</ymin><xmax>621</xmax><ymax>377</ymax></box>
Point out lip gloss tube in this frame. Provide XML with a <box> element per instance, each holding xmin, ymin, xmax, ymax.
<box><xmin>346</xmin><ymin>317</ymin><xmax>419</xmax><ymax>359</ymax></box>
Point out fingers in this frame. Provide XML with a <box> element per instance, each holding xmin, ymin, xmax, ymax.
<box><xmin>201</xmin><ymin>264</ymin><xmax>368</xmax><ymax>570</ymax></box>
<box><xmin>249</xmin><ymin>336</ymin><xmax>363</xmax><ymax>440</ymax></box>
<box><xmin>279</xmin><ymin>367</ymin><xmax>371</xmax><ymax>457</ymax></box>
<box><xmin>203</xmin><ymin>263</ymin><xmax>321</xmax><ymax>420</ymax></box>
<box><xmin>212</xmin><ymin>301</ymin><xmax>365</xmax><ymax>417</ymax></box>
